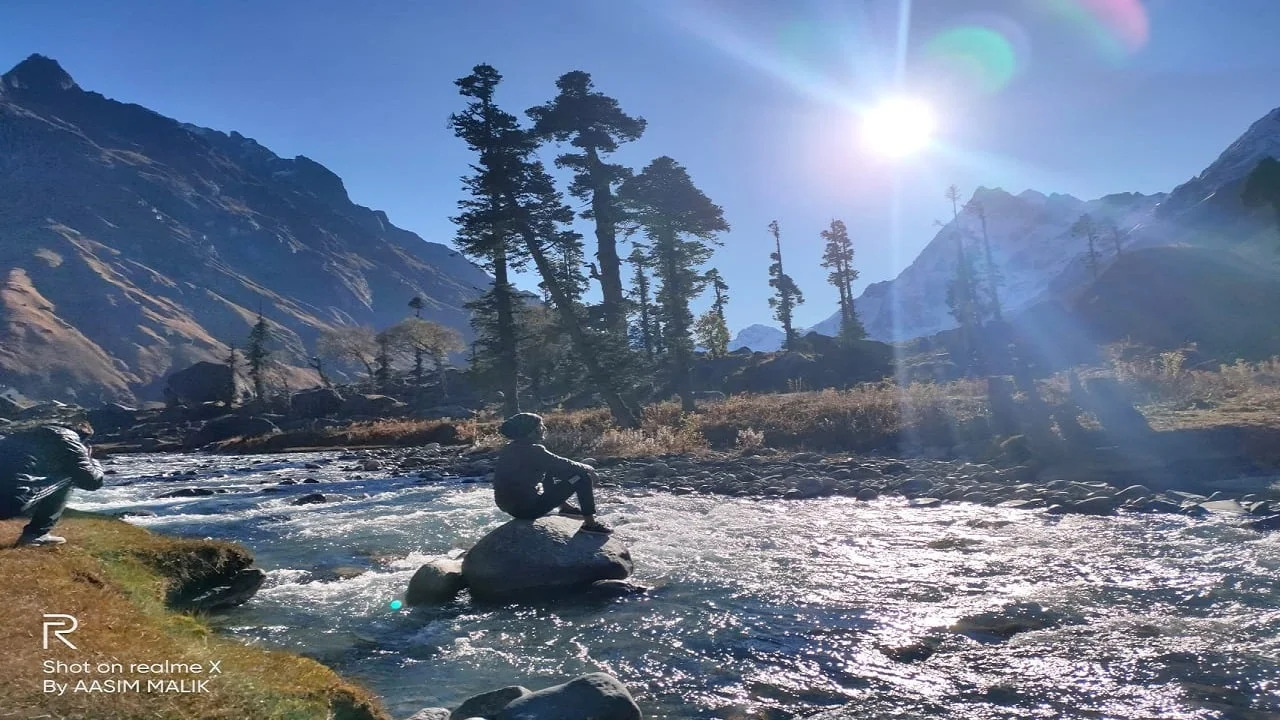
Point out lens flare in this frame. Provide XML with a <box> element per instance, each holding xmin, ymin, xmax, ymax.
<box><xmin>1045</xmin><ymin>0</ymin><xmax>1150</xmax><ymax>59</ymax></box>
<box><xmin>861</xmin><ymin>96</ymin><xmax>937</xmax><ymax>158</ymax></box>
<box><xmin>924</xmin><ymin>26</ymin><xmax>1019</xmax><ymax>94</ymax></box>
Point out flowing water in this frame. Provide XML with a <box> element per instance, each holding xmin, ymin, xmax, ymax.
<box><xmin>71</xmin><ymin>452</ymin><xmax>1280</xmax><ymax>719</ymax></box>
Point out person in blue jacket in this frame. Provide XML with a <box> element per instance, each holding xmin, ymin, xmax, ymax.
<box><xmin>492</xmin><ymin>413</ymin><xmax>612</xmax><ymax>534</ymax></box>
<box><xmin>0</xmin><ymin>421</ymin><xmax>104</xmax><ymax>546</ymax></box>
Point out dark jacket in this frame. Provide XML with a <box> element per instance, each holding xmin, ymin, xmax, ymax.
<box><xmin>0</xmin><ymin>426</ymin><xmax>104</xmax><ymax>494</ymax></box>
<box><xmin>493</xmin><ymin>440</ymin><xmax>592</xmax><ymax>515</ymax></box>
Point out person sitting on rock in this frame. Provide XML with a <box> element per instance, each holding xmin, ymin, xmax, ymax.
<box><xmin>493</xmin><ymin>413</ymin><xmax>612</xmax><ymax>534</ymax></box>
<box><xmin>0</xmin><ymin>421</ymin><xmax>104</xmax><ymax>546</ymax></box>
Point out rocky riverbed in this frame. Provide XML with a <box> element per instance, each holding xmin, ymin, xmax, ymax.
<box><xmin>73</xmin><ymin>447</ymin><xmax>1280</xmax><ymax>719</ymax></box>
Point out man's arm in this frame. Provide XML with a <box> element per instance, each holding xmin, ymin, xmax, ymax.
<box><xmin>45</xmin><ymin>427</ymin><xmax>105</xmax><ymax>491</ymax></box>
<box><xmin>530</xmin><ymin>444</ymin><xmax>595</xmax><ymax>481</ymax></box>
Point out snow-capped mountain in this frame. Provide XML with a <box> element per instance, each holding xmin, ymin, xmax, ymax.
<box><xmin>811</xmin><ymin>104</ymin><xmax>1280</xmax><ymax>342</ymax></box>
<box><xmin>729</xmin><ymin>324</ymin><xmax>786</xmax><ymax>352</ymax></box>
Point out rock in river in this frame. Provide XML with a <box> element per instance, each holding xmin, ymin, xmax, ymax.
<box><xmin>496</xmin><ymin>673</ymin><xmax>641</xmax><ymax>720</ymax></box>
<box><xmin>461</xmin><ymin>516</ymin><xmax>633</xmax><ymax>602</ymax></box>
<box><xmin>405</xmin><ymin>559</ymin><xmax>467</xmax><ymax>606</ymax></box>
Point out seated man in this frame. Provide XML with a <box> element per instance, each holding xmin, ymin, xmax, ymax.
<box><xmin>493</xmin><ymin>413</ymin><xmax>612</xmax><ymax>534</ymax></box>
<box><xmin>0</xmin><ymin>422</ymin><xmax>104</xmax><ymax>546</ymax></box>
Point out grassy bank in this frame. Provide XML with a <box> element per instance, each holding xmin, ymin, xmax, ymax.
<box><xmin>0</xmin><ymin>511</ymin><xmax>388</xmax><ymax>720</ymax></box>
<box><xmin>218</xmin><ymin>353</ymin><xmax>1280</xmax><ymax>464</ymax></box>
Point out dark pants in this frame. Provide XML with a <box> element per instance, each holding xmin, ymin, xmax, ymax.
<box><xmin>0</xmin><ymin>483</ymin><xmax>72</xmax><ymax>538</ymax></box>
<box><xmin>504</xmin><ymin>474</ymin><xmax>597</xmax><ymax>520</ymax></box>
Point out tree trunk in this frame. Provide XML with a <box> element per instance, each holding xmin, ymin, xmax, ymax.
<box><xmin>491</xmin><ymin>251</ymin><xmax>521</xmax><ymax>417</ymax></box>
<box><xmin>587</xmin><ymin>148</ymin><xmax>627</xmax><ymax>340</ymax></box>
<box><xmin>517</xmin><ymin>226</ymin><xmax>641</xmax><ymax>429</ymax></box>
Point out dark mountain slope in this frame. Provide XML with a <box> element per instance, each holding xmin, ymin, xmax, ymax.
<box><xmin>0</xmin><ymin>54</ymin><xmax>489</xmax><ymax>402</ymax></box>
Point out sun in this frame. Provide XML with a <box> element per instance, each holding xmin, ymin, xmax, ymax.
<box><xmin>861</xmin><ymin>96</ymin><xmax>938</xmax><ymax>158</ymax></box>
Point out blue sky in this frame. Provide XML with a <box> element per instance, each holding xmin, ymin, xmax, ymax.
<box><xmin>4</xmin><ymin>0</ymin><xmax>1280</xmax><ymax>333</ymax></box>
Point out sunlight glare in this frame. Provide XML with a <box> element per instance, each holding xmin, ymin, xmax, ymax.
<box><xmin>861</xmin><ymin>96</ymin><xmax>937</xmax><ymax>158</ymax></box>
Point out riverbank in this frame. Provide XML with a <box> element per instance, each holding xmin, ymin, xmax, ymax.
<box><xmin>0</xmin><ymin>511</ymin><xmax>388</xmax><ymax>720</ymax></box>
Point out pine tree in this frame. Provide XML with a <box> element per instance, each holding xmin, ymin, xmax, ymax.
<box><xmin>767</xmin><ymin>220</ymin><xmax>804</xmax><ymax>350</ymax></box>
<box><xmin>1071</xmin><ymin>213</ymin><xmax>1102</xmax><ymax>280</ymax></box>
<box><xmin>407</xmin><ymin>296</ymin><xmax>426</xmax><ymax>384</ymax></box>
<box><xmin>527</xmin><ymin>71</ymin><xmax>645</xmax><ymax>341</ymax></box>
<box><xmin>450</xmin><ymin>65</ymin><xmax>526</xmax><ymax>416</ymax></box>
<box><xmin>246</xmin><ymin>310</ymin><xmax>272</xmax><ymax>400</ymax></box>
<box><xmin>964</xmin><ymin>199</ymin><xmax>1003</xmax><ymax>322</ymax></box>
<box><xmin>627</xmin><ymin>245</ymin><xmax>657</xmax><ymax>359</ymax></box>
<box><xmin>458</xmin><ymin>65</ymin><xmax>640</xmax><ymax>427</ymax></box>
<box><xmin>223</xmin><ymin>344</ymin><xmax>240</xmax><ymax>406</ymax></box>
<box><xmin>819</xmin><ymin>219</ymin><xmax>866</xmax><ymax>341</ymax></box>
<box><xmin>373</xmin><ymin>330</ymin><xmax>395</xmax><ymax>390</ymax></box>
<box><xmin>944</xmin><ymin>185</ymin><xmax>982</xmax><ymax>373</ymax></box>
<box><xmin>705</xmin><ymin>268</ymin><xmax>729</xmax><ymax>322</ymax></box>
<box><xmin>620</xmin><ymin>156</ymin><xmax>729</xmax><ymax>412</ymax></box>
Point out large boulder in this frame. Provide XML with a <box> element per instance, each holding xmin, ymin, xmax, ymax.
<box><xmin>291</xmin><ymin>387</ymin><xmax>344</xmax><ymax>418</ymax></box>
<box><xmin>496</xmin><ymin>673</ymin><xmax>641</xmax><ymax>720</ymax></box>
<box><xmin>165</xmin><ymin>361</ymin><xmax>243</xmax><ymax>406</ymax></box>
<box><xmin>406</xmin><ymin>559</ymin><xmax>467</xmax><ymax>605</ymax></box>
<box><xmin>461</xmin><ymin>516</ymin><xmax>633</xmax><ymax>602</ymax></box>
<box><xmin>451</xmin><ymin>686</ymin><xmax>531</xmax><ymax>720</ymax></box>
<box><xmin>188</xmin><ymin>414</ymin><xmax>279</xmax><ymax>447</ymax></box>
<box><xmin>341</xmin><ymin>393</ymin><xmax>407</xmax><ymax>417</ymax></box>
<box><xmin>88</xmin><ymin>402</ymin><xmax>137</xmax><ymax>432</ymax></box>
<box><xmin>416</xmin><ymin>405</ymin><xmax>478</xmax><ymax>420</ymax></box>
<box><xmin>0</xmin><ymin>394</ymin><xmax>24</xmax><ymax>419</ymax></box>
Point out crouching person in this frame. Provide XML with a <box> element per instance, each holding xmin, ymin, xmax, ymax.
<box><xmin>493</xmin><ymin>413</ymin><xmax>612</xmax><ymax>534</ymax></box>
<box><xmin>0</xmin><ymin>422</ymin><xmax>104</xmax><ymax>547</ymax></box>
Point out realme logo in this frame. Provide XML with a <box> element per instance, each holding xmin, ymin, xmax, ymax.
<box><xmin>42</xmin><ymin>614</ymin><xmax>78</xmax><ymax>650</ymax></box>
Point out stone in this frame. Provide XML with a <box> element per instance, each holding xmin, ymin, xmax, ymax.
<box><xmin>417</xmin><ymin>405</ymin><xmax>477</xmax><ymax>420</ymax></box>
<box><xmin>896</xmin><ymin>477</ymin><xmax>934</xmax><ymax>496</ymax></box>
<box><xmin>1248</xmin><ymin>515</ymin><xmax>1280</xmax><ymax>532</ymax></box>
<box><xmin>157</xmin><ymin>487</ymin><xmax>216</xmax><ymax>498</ymax></box>
<box><xmin>188</xmin><ymin>414</ymin><xmax>278</xmax><ymax>446</ymax></box>
<box><xmin>582</xmin><ymin>579</ymin><xmax>650</xmax><ymax>600</ymax></box>
<box><xmin>1199</xmin><ymin>499</ymin><xmax>1248</xmax><ymax>515</ymax></box>
<box><xmin>855</xmin><ymin>488</ymin><xmax>879</xmax><ymax>501</ymax></box>
<box><xmin>461</xmin><ymin>516</ymin><xmax>633</xmax><ymax>602</ymax></box>
<box><xmin>87</xmin><ymin>402</ymin><xmax>137</xmax><ymax>432</ymax></box>
<box><xmin>181</xmin><ymin>568</ymin><xmax>266</xmax><ymax>613</ymax></box>
<box><xmin>406</xmin><ymin>709</ymin><xmax>451</xmax><ymax>720</ymax></box>
<box><xmin>451</xmin><ymin>686</ymin><xmax>532</xmax><ymax>720</ymax></box>
<box><xmin>908</xmin><ymin>497</ymin><xmax>943</xmax><ymax>508</ymax></box>
<box><xmin>406</xmin><ymin>559</ymin><xmax>467</xmax><ymax>606</ymax></box>
<box><xmin>361</xmin><ymin>458</ymin><xmax>384</xmax><ymax>471</ymax></box>
<box><xmin>949</xmin><ymin>602</ymin><xmax>1078</xmax><ymax>643</ymax></box>
<box><xmin>1112</xmin><ymin>484</ymin><xmax>1153</xmax><ymax>502</ymax></box>
<box><xmin>340</xmin><ymin>393</ymin><xmax>406</xmax><ymax>417</ymax></box>
<box><xmin>291</xmin><ymin>492</ymin><xmax>327</xmax><ymax>506</ymax></box>
<box><xmin>496</xmin><ymin>673</ymin><xmax>641</xmax><ymax>720</ymax></box>
<box><xmin>165</xmin><ymin>361</ymin><xmax>245</xmax><ymax>406</ymax></box>
<box><xmin>1066</xmin><ymin>496</ymin><xmax>1116</xmax><ymax>516</ymax></box>
<box><xmin>290</xmin><ymin>387</ymin><xmax>344</xmax><ymax>418</ymax></box>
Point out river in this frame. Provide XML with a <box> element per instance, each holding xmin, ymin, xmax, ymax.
<box><xmin>70</xmin><ymin>451</ymin><xmax>1280</xmax><ymax>719</ymax></box>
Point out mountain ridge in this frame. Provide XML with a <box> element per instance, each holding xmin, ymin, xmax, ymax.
<box><xmin>805</xmin><ymin>103</ymin><xmax>1280</xmax><ymax>342</ymax></box>
<box><xmin>0</xmin><ymin>54</ymin><xmax>490</xmax><ymax>403</ymax></box>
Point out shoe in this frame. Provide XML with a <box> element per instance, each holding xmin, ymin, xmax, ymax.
<box><xmin>17</xmin><ymin>533</ymin><xmax>66</xmax><ymax>547</ymax></box>
<box><xmin>557</xmin><ymin>503</ymin><xmax>585</xmax><ymax>517</ymax></box>
<box><xmin>579</xmin><ymin>520</ymin><xmax>613</xmax><ymax>535</ymax></box>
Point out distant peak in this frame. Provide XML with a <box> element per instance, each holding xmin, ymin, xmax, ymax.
<box><xmin>2</xmin><ymin>54</ymin><xmax>77</xmax><ymax>92</ymax></box>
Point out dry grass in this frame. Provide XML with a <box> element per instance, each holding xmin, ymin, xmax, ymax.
<box><xmin>1067</xmin><ymin>352</ymin><xmax>1280</xmax><ymax>431</ymax></box>
<box><xmin>229</xmin><ymin>353</ymin><xmax>1280</xmax><ymax>460</ymax></box>
<box><xmin>227</xmin><ymin>418</ymin><xmax>472</xmax><ymax>452</ymax></box>
<box><xmin>0</xmin><ymin>511</ymin><xmax>388</xmax><ymax>720</ymax></box>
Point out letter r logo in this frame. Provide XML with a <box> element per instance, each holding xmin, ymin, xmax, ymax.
<box><xmin>42</xmin><ymin>614</ymin><xmax>78</xmax><ymax>650</ymax></box>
